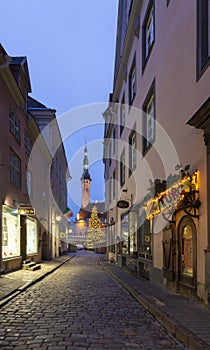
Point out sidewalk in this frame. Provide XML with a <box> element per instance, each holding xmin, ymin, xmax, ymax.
<box><xmin>99</xmin><ymin>257</ymin><xmax>210</xmax><ymax>350</ymax></box>
<box><xmin>0</xmin><ymin>253</ymin><xmax>74</xmax><ymax>307</ymax></box>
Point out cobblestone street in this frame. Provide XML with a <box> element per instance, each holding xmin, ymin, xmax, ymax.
<box><xmin>0</xmin><ymin>252</ymin><xmax>187</xmax><ymax>350</ymax></box>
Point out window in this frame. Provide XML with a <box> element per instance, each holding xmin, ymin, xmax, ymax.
<box><xmin>142</xmin><ymin>0</ymin><xmax>155</xmax><ymax>70</ymax></box>
<box><xmin>129</xmin><ymin>56</ymin><xmax>136</xmax><ymax>105</ymax></box>
<box><xmin>113</xmin><ymin>169</ymin><xmax>116</xmax><ymax>199</ymax></box>
<box><xmin>109</xmin><ymin>177</ymin><xmax>112</xmax><ymax>204</ymax></box>
<box><xmin>120</xmin><ymin>149</ymin><xmax>125</xmax><ymax>186</ymax></box>
<box><xmin>24</xmin><ymin>131</ymin><xmax>32</xmax><ymax>156</ymax></box>
<box><xmin>26</xmin><ymin>170</ymin><xmax>32</xmax><ymax>197</ymax></box>
<box><xmin>120</xmin><ymin>95</ymin><xmax>125</xmax><ymax>135</ymax></box>
<box><xmin>2</xmin><ymin>205</ymin><xmax>20</xmax><ymax>258</ymax></box>
<box><xmin>112</xmin><ymin>127</ymin><xmax>116</xmax><ymax>155</ymax></box>
<box><xmin>108</xmin><ymin>140</ymin><xmax>112</xmax><ymax>166</ymax></box>
<box><xmin>9</xmin><ymin>108</ymin><xmax>21</xmax><ymax>143</ymax></box>
<box><xmin>10</xmin><ymin>151</ymin><xmax>21</xmax><ymax>188</ymax></box>
<box><xmin>121</xmin><ymin>212</ymin><xmax>129</xmax><ymax>253</ymax></box>
<box><xmin>181</xmin><ymin>225</ymin><xmax>193</xmax><ymax>276</ymax></box>
<box><xmin>142</xmin><ymin>80</ymin><xmax>156</xmax><ymax>154</ymax></box>
<box><xmin>129</xmin><ymin>129</ymin><xmax>137</xmax><ymax>175</ymax></box>
<box><xmin>197</xmin><ymin>0</ymin><xmax>210</xmax><ymax>77</ymax></box>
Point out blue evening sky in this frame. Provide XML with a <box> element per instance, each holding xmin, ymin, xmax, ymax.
<box><xmin>0</xmin><ymin>0</ymin><xmax>118</xmax><ymax>218</ymax></box>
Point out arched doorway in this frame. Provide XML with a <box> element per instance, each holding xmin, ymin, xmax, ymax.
<box><xmin>178</xmin><ymin>216</ymin><xmax>197</xmax><ymax>288</ymax></box>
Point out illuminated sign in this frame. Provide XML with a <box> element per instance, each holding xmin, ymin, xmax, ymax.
<box><xmin>18</xmin><ymin>207</ymin><xmax>35</xmax><ymax>215</ymax></box>
<box><xmin>144</xmin><ymin>173</ymin><xmax>198</xmax><ymax>219</ymax></box>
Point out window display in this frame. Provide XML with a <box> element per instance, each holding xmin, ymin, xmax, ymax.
<box><xmin>2</xmin><ymin>205</ymin><xmax>20</xmax><ymax>258</ymax></box>
<box><xmin>26</xmin><ymin>217</ymin><xmax>38</xmax><ymax>254</ymax></box>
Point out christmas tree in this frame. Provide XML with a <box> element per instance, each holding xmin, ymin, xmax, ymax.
<box><xmin>87</xmin><ymin>206</ymin><xmax>105</xmax><ymax>249</ymax></box>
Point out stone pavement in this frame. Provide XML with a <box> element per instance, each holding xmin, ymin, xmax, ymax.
<box><xmin>0</xmin><ymin>254</ymin><xmax>75</xmax><ymax>307</ymax></box>
<box><xmin>0</xmin><ymin>252</ymin><xmax>210</xmax><ymax>349</ymax></box>
<box><xmin>99</xmin><ymin>257</ymin><xmax>210</xmax><ymax>350</ymax></box>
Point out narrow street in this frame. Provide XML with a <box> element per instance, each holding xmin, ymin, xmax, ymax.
<box><xmin>0</xmin><ymin>252</ymin><xmax>186</xmax><ymax>350</ymax></box>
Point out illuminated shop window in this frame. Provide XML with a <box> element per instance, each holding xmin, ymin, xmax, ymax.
<box><xmin>181</xmin><ymin>224</ymin><xmax>193</xmax><ymax>276</ymax></box>
<box><xmin>26</xmin><ymin>217</ymin><xmax>38</xmax><ymax>255</ymax></box>
<box><xmin>2</xmin><ymin>205</ymin><xmax>20</xmax><ymax>258</ymax></box>
<box><xmin>121</xmin><ymin>212</ymin><xmax>129</xmax><ymax>253</ymax></box>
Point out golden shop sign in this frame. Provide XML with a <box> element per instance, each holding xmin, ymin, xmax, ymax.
<box><xmin>144</xmin><ymin>177</ymin><xmax>194</xmax><ymax>219</ymax></box>
<box><xmin>18</xmin><ymin>207</ymin><xmax>35</xmax><ymax>215</ymax></box>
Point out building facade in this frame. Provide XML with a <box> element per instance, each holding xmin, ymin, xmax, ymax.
<box><xmin>0</xmin><ymin>44</ymin><xmax>70</xmax><ymax>272</ymax></box>
<box><xmin>103</xmin><ymin>0</ymin><xmax>210</xmax><ymax>303</ymax></box>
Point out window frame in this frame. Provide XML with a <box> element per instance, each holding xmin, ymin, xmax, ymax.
<box><xmin>120</xmin><ymin>94</ymin><xmax>125</xmax><ymax>135</ymax></box>
<box><xmin>9</xmin><ymin>107</ymin><xmax>21</xmax><ymax>144</ymax></box>
<box><xmin>120</xmin><ymin>149</ymin><xmax>125</xmax><ymax>187</ymax></box>
<box><xmin>142</xmin><ymin>79</ymin><xmax>156</xmax><ymax>155</ymax></box>
<box><xmin>197</xmin><ymin>0</ymin><xmax>210</xmax><ymax>79</ymax></box>
<box><xmin>10</xmin><ymin>150</ymin><xmax>21</xmax><ymax>189</ymax></box>
<box><xmin>142</xmin><ymin>0</ymin><xmax>155</xmax><ymax>72</ymax></box>
<box><xmin>129</xmin><ymin>127</ymin><xmax>137</xmax><ymax>176</ymax></box>
<box><xmin>129</xmin><ymin>55</ymin><xmax>136</xmax><ymax>105</ymax></box>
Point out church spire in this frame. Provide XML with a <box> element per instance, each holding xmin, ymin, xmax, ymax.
<box><xmin>81</xmin><ymin>145</ymin><xmax>92</xmax><ymax>208</ymax></box>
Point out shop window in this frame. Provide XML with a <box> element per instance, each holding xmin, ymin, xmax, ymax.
<box><xmin>2</xmin><ymin>205</ymin><xmax>20</xmax><ymax>258</ymax></box>
<box><xmin>129</xmin><ymin>129</ymin><xmax>137</xmax><ymax>175</ymax></box>
<box><xmin>121</xmin><ymin>212</ymin><xmax>129</xmax><ymax>253</ymax></box>
<box><xmin>181</xmin><ymin>224</ymin><xmax>193</xmax><ymax>276</ymax></box>
<box><xmin>129</xmin><ymin>56</ymin><xmax>136</xmax><ymax>105</ymax></box>
<box><xmin>142</xmin><ymin>80</ymin><xmax>156</xmax><ymax>155</ymax></box>
<box><xmin>142</xmin><ymin>0</ymin><xmax>155</xmax><ymax>71</ymax></box>
<box><xmin>26</xmin><ymin>217</ymin><xmax>38</xmax><ymax>255</ymax></box>
<box><xmin>9</xmin><ymin>107</ymin><xmax>21</xmax><ymax>143</ymax></box>
<box><xmin>120</xmin><ymin>149</ymin><xmax>125</xmax><ymax>186</ymax></box>
<box><xmin>139</xmin><ymin>213</ymin><xmax>152</xmax><ymax>259</ymax></box>
<box><xmin>197</xmin><ymin>0</ymin><xmax>210</xmax><ymax>78</ymax></box>
<box><xmin>129</xmin><ymin>211</ymin><xmax>138</xmax><ymax>254</ymax></box>
<box><xmin>10</xmin><ymin>150</ymin><xmax>21</xmax><ymax>188</ymax></box>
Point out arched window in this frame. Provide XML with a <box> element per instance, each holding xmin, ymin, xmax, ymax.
<box><xmin>181</xmin><ymin>224</ymin><xmax>193</xmax><ymax>276</ymax></box>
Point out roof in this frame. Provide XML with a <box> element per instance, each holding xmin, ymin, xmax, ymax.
<box><xmin>11</xmin><ymin>56</ymin><xmax>26</xmax><ymax>65</ymax></box>
<box><xmin>28</xmin><ymin>96</ymin><xmax>47</xmax><ymax>109</ymax></box>
<box><xmin>81</xmin><ymin>169</ymin><xmax>92</xmax><ymax>181</ymax></box>
<box><xmin>79</xmin><ymin>202</ymin><xmax>106</xmax><ymax>220</ymax></box>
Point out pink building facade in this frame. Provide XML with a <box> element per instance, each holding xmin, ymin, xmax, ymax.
<box><xmin>103</xmin><ymin>0</ymin><xmax>210</xmax><ymax>303</ymax></box>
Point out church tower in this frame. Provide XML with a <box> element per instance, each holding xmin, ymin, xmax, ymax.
<box><xmin>81</xmin><ymin>145</ymin><xmax>92</xmax><ymax>208</ymax></box>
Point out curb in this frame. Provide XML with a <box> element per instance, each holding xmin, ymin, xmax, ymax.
<box><xmin>99</xmin><ymin>258</ymin><xmax>209</xmax><ymax>350</ymax></box>
<box><xmin>0</xmin><ymin>255</ymin><xmax>75</xmax><ymax>308</ymax></box>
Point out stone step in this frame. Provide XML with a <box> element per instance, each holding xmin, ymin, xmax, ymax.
<box><xmin>28</xmin><ymin>264</ymin><xmax>41</xmax><ymax>271</ymax></box>
<box><xmin>22</xmin><ymin>259</ymin><xmax>31</xmax><ymax>265</ymax></box>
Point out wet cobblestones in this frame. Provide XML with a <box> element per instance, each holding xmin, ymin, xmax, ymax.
<box><xmin>0</xmin><ymin>252</ymin><xmax>187</xmax><ymax>349</ymax></box>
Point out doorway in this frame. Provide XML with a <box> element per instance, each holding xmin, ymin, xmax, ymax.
<box><xmin>178</xmin><ymin>216</ymin><xmax>197</xmax><ymax>288</ymax></box>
